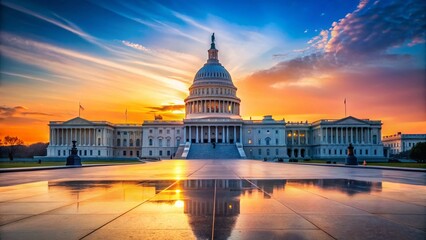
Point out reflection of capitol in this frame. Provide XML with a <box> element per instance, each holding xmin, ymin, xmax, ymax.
<box><xmin>46</xmin><ymin>179</ymin><xmax>383</xmax><ymax>239</ymax></box>
<box><xmin>183</xmin><ymin>180</ymin><xmax>241</xmax><ymax>216</ymax></box>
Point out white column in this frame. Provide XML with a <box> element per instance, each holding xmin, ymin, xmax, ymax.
<box><xmin>336</xmin><ymin>127</ymin><xmax>338</xmax><ymax>144</ymax></box>
<box><xmin>350</xmin><ymin>128</ymin><xmax>353</xmax><ymax>143</ymax></box>
<box><xmin>240</xmin><ymin>126</ymin><xmax>243</xmax><ymax>143</ymax></box>
<box><xmin>183</xmin><ymin>126</ymin><xmax>187</xmax><ymax>143</ymax></box>
<box><xmin>325</xmin><ymin>128</ymin><xmax>328</xmax><ymax>144</ymax></box>
<box><xmin>208</xmin><ymin>126</ymin><xmax>211</xmax><ymax>143</ymax></box>
<box><xmin>189</xmin><ymin>126</ymin><xmax>192</xmax><ymax>142</ymax></box>
<box><xmin>215</xmin><ymin>126</ymin><xmax>218</xmax><ymax>142</ymax></box>
<box><xmin>292</xmin><ymin>130</ymin><xmax>294</xmax><ymax>145</ymax></box>
<box><xmin>201</xmin><ymin>126</ymin><xmax>204</xmax><ymax>143</ymax></box>
<box><xmin>361</xmin><ymin>128</ymin><xmax>364</xmax><ymax>144</ymax></box>
<box><xmin>196</xmin><ymin>126</ymin><xmax>199</xmax><ymax>143</ymax></box>
<box><xmin>305</xmin><ymin>130</ymin><xmax>308</xmax><ymax>144</ymax></box>
<box><xmin>345</xmin><ymin>128</ymin><xmax>348</xmax><ymax>144</ymax></box>
<box><xmin>298</xmin><ymin>130</ymin><xmax>301</xmax><ymax>145</ymax></box>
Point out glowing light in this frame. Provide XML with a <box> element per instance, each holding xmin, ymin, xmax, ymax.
<box><xmin>228</xmin><ymin>204</ymin><xmax>233</xmax><ymax>209</ymax></box>
<box><xmin>175</xmin><ymin>189</ymin><xmax>181</xmax><ymax>193</ymax></box>
<box><xmin>174</xmin><ymin>200</ymin><xmax>184</xmax><ymax>208</ymax></box>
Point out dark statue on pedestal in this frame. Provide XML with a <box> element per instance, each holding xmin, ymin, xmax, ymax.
<box><xmin>345</xmin><ymin>143</ymin><xmax>358</xmax><ymax>165</ymax></box>
<box><xmin>66</xmin><ymin>140</ymin><xmax>82</xmax><ymax>166</ymax></box>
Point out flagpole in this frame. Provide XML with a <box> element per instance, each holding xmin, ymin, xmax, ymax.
<box><xmin>344</xmin><ymin>98</ymin><xmax>347</xmax><ymax>117</ymax></box>
<box><xmin>79</xmin><ymin>102</ymin><xmax>81</xmax><ymax>117</ymax></box>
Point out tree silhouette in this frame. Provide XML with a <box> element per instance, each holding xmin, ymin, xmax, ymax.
<box><xmin>3</xmin><ymin>136</ymin><xmax>24</xmax><ymax>161</ymax></box>
<box><xmin>409</xmin><ymin>142</ymin><xmax>426</xmax><ymax>163</ymax></box>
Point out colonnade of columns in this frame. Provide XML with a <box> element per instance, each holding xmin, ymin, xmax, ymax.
<box><xmin>183</xmin><ymin>125</ymin><xmax>242</xmax><ymax>144</ymax></box>
<box><xmin>186</xmin><ymin>100</ymin><xmax>239</xmax><ymax>115</ymax></box>
<box><xmin>50</xmin><ymin>128</ymin><xmax>101</xmax><ymax>146</ymax></box>
<box><xmin>320</xmin><ymin>127</ymin><xmax>375</xmax><ymax>144</ymax></box>
<box><xmin>287</xmin><ymin>130</ymin><xmax>309</xmax><ymax>145</ymax></box>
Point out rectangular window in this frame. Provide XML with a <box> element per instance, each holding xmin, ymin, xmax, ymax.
<box><xmin>90</xmin><ymin>150</ymin><xmax>93</xmax><ymax>156</ymax></box>
<box><xmin>166</xmin><ymin>129</ymin><xmax>170</xmax><ymax>134</ymax></box>
<box><xmin>159</xmin><ymin>150</ymin><xmax>163</xmax><ymax>156</ymax></box>
<box><xmin>136</xmin><ymin>151</ymin><xmax>139</xmax><ymax>156</ymax></box>
<box><xmin>258</xmin><ymin>130</ymin><xmax>261</xmax><ymax>134</ymax></box>
<box><xmin>124</xmin><ymin>132</ymin><xmax>127</xmax><ymax>135</ymax></box>
<box><xmin>84</xmin><ymin>150</ymin><xmax>87</xmax><ymax>156</ymax></box>
<box><xmin>167</xmin><ymin>150</ymin><xmax>171</xmax><ymax>156</ymax></box>
<box><xmin>130</xmin><ymin>151</ymin><xmax>133</xmax><ymax>156</ymax></box>
<box><xmin>374</xmin><ymin>149</ymin><xmax>377</xmax><ymax>155</ymax></box>
<box><xmin>98</xmin><ymin>150</ymin><xmax>101</xmax><ymax>156</ymax></box>
<box><xmin>365</xmin><ymin>149</ymin><xmax>368</xmax><ymax>155</ymax></box>
<box><xmin>117</xmin><ymin>131</ymin><xmax>120</xmax><ymax>135</ymax></box>
<box><xmin>258</xmin><ymin>139</ymin><xmax>261</xmax><ymax>145</ymax></box>
<box><xmin>177</xmin><ymin>129</ymin><xmax>180</xmax><ymax>134</ymax></box>
<box><xmin>275</xmin><ymin>130</ymin><xmax>278</xmax><ymax>134</ymax></box>
<box><xmin>275</xmin><ymin>149</ymin><xmax>279</xmax><ymax>155</ymax></box>
<box><xmin>149</xmin><ymin>150</ymin><xmax>152</xmax><ymax>156</ymax></box>
<box><xmin>275</xmin><ymin>139</ymin><xmax>279</xmax><ymax>145</ymax></box>
<box><xmin>58</xmin><ymin>150</ymin><xmax>61</xmax><ymax>156</ymax></box>
<box><xmin>123</xmin><ymin>151</ymin><xmax>126</xmax><ymax>156</ymax></box>
<box><xmin>159</xmin><ymin>130</ymin><xmax>163</xmax><ymax>134</ymax></box>
<box><xmin>258</xmin><ymin>149</ymin><xmax>262</xmax><ymax>155</ymax></box>
<box><xmin>149</xmin><ymin>129</ymin><xmax>153</xmax><ymax>133</ymax></box>
<box><xmin>79</xmin><ymin>150</ymin><xmax>82</xmax><ymax>155</ymax></box>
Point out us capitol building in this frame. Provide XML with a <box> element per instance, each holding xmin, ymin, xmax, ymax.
<box><xmin>47</xmin><ymin>35</ymin><xmax>385</xmax><ymax>160</ymax></box>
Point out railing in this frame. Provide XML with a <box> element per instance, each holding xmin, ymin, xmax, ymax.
<box><xmin>181</xmin><ymin>142</ymin><xmax>191</xmax><ymax>158</ymax></box>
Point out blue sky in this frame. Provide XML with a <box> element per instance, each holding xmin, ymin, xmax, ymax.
<box><xmin>0</xmin><ymin>0</ymin><xmax>425</xmax><ymax>143</ymax></box>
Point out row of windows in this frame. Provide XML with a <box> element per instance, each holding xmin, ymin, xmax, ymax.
<box><xmin>247</xmin><ymin>137</ymin><xmax>279</xmax><ymax>145</ymax></box>
<box><xmin>317</xmin><ymin>148</ymin><xmax>377</xmax><ymax>156</ymax></box>
<box><xmin>148</xmin><ymin>129</ymin><xmax>181</xmax><ymax>134</ymax></box>
<box><xmin>116</xmin><ymin>139</ymin><xmax>140</xmax><ymax>147</ymax></box>
<box><xmin>148</xmin><ymin>150</ymin><xmax>172</xmax><ymax>156</ymax></box>
<box><xmin>196</xmin><ymin>71</ymin><xmax>229</xmax><ymax>79</ymax></box>
<box><xmin>148</xmin><ymin>138</ymin><xmax>180</xmax><ymax>147</ymax></box>
<box><xmin>117</xmin><ymin>131</ymin><xmax>141</xmax><ymax>136</ymax></box>
<box><xmin>122</xmin><ymin>150</ymin><xmax>139</xmax><ymax>156</ymax></box>
<box><xmin>58</xmin><ymin>149</ymin><xmax>101</xmax><ymax>156</ymax></box>
<box><xmin>247</xmin><ymin>129</ymin><xmax>280</xmax><ymax>134</ymax></box>
<box><xmin>191</xmin><ymin>87</ymin><xmax>235</xmax><ymax>96</ymax></box>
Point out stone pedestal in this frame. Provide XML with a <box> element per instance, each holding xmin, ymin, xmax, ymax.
<box><xmin>345</xmin><ymin>143</ymin><xmax>358</xmax><ymax>165</ymax></box>
<box><xmin>66</xmin><ymin>140</ymin><xmax>81</xmax><ymax>166</ymax></box>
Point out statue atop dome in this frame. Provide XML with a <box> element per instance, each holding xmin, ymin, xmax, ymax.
<box><xmin>210</xmin><ymin>33</ymin><xmax>216</xmax><ymax>50</ymax></box>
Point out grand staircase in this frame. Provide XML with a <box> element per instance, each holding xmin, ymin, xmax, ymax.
<box><xmin>186</xmin><ymin>143</ymin><xmax>242</xmax><ymax>159</ymax></box>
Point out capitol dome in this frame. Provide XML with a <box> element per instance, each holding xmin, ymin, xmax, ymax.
<box><xmin>184</xmin><ymin>33</ymin><xmax>241</xmax><ymax>120</ymax></box>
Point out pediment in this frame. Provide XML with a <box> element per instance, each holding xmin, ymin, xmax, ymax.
<box><xmin>63</xmin><ymin>117</ymin><xmax>93</xmax><ymax>125</ymax></box>
<box><xmin>333</xmin><ymin>116</ymin><xmax>369</xmax><ymax>125</ymax></box>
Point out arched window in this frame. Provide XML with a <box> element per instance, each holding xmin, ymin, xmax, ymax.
<box><xmin>136</xmin><ymin>139</ymin><xmax>140</xmax><ymax>147</ymax></box>
<box><xmin>117</xmin><ymin>139</ymin><xmax>121</xmax><ymax>147</ymax></box>
<box><xmin>265</xmin><ymin>137</ymin><xmax>271</xmax><ymax>145</ymax></box>
<box><xmin>149</xmin><ymin>138</ymin><xmax>153</xmax><ymax>146</ymax></box>
<box><xmin>158</xmin><ymin>138</ymin><xmax>163</xmax><ymax>147</ymax></box>
<box><xmin>123</xmin><ymin>139</ymin><xmax>127</xmax><ymax>147</ymax></box>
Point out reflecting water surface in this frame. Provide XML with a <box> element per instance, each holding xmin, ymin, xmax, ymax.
<box><xmin>0</xmin><ymin>179</ymin><xmax>425</xmax><ymax>240</ymax></box>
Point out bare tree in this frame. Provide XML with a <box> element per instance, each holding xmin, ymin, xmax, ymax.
<box><xmin>3</xmin><ymin>136</ymin><xmax>24</xmax><ymax>161</ymax></box>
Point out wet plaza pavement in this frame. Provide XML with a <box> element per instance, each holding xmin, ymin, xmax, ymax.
<box><xmin>0</xmin><ymin>160</ymin><xmax>425</xmax><ymax>239</ymax></box>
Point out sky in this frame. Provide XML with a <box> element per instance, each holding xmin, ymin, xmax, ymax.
<box><xmin>0</xmin><ymin>0</ymin><xmax>425</xmax><ymax>144</ymax></box>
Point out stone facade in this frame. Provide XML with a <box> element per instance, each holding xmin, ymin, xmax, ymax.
<box><xmin>46</xmin><ymin>35</ymin><xmax>387</xmax><ymax>160</ymax></box>
<box><xmin>382</xmin><ymin>132</ymin><xmax>426</xmax><ymax>155</ymax></box>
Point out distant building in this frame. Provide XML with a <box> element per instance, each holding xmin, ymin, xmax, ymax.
<box><xmin>46</xmin><ymin>35</ymin><xmax>386</xmax><ymax>160</ymax></box>
<box><xmin>382</xmin><ymin>132</ymin><xmax>426</xmax><ymax>155</ymax></box>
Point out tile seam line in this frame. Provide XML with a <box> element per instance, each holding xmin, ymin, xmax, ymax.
<box><xmin>294</xmin><ymin>185</ymin><xmax>426</xmax><ymax>231</ymax></box>
<box><xmin>211</xmin><ymin>179</ymin><xmax>217</xmax><ymax>240</ymax></box>
<box><xmin>79</xmin><ymin>180</ymin><xmax>180</xmax><ymax>240</ymax></box>
<box><xmin>243</xmin><ymin>178</ymin><xmax>338</xmax><ymax>240</ymax></box>
<box><xmin>219</xmin><ymin>163</ymin><xmax>336</xmax><ymax>238</ymax></box>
